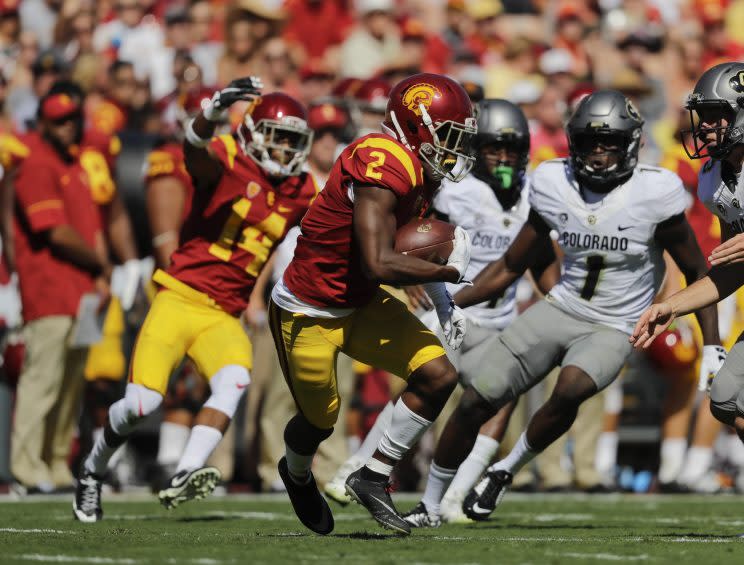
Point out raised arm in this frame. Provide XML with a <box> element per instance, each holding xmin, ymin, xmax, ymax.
<box><xmin>184</xmin><ymin>77</ymin><xmax>263</xmax><ymax>190</ymax></box>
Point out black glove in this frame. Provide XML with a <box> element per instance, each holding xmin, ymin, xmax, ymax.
<box><xmin>203</xmin><ymin>76</ymin><xmax>263</xmax><ymax>121</ymax></box>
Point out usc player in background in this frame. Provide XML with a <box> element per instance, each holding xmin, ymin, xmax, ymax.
<box><xmin>269</xmin><ymin>73</ymin><xmax>475</xmax><ymax>535</ymax></box>
<box><xmin>75</xmin><ymin>77</ymin><xmax>319</xmax><ymax>522</ymax></box>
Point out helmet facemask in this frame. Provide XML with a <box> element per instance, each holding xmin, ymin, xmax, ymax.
<box><xmin>238</xmin><ymin>114</ymin><xmax>314</xmax><ymax>177</ymax></box>
<box><xmin>399</xmin><ymin>105</ymin><xmax>475</xmax><ymax>182</ymax></box>
<box><xmin>473</xmin><ymin>134</ymin><xmax>529</xmax><ymax>191</ymax></box>
<box><xmin>569</xmin><ymin>129</ymin><xmax>640</xmax><ymax>192</ymax></box>
<box><xmin>682</xmin><ymin>94</ymin><xmax>740</xmax><ymax>160</ymax></box>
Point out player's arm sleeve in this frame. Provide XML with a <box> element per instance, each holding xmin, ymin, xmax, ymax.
<box><xmin>346</xmin><ymin>141</ymin><xmax>420</xmax><ymax>198</ymax></box>
<box><xmin>14</xmin><ymin>163</ymin><xmax>68</xmax><ymax>232</ymax></box>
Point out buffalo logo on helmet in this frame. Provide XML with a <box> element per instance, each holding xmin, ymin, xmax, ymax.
<box><xmin>730</xmin><ymin>71</ymin><xmax>744</xmax><ymax>93</ymax></box>
<box><xmin>625</xmin><ymin>99</ymin><xmax>642</xmax><ymax>122</ymax></box>
<box><xmin>402</xmin><ymin>83</ymin><xmax>442</xmax><ymax>116</ymax></box>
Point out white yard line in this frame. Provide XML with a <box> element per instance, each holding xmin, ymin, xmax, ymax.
<box><xmin>551</xmin><ymin>552</ymin><xmax>649</xmax><ymax>561</ymax></box>
<box><xmin>0</xmin><ymin>528</ymin><xmax>75</xmax><ymax>534</ymax></box>
<box><xmin>13</xmin><ymin>556</ymin><xmax>140</xmax><ymax>564</ymax></box>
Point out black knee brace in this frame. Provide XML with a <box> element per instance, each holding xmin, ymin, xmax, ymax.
<box><xmin>284</xmin><ymin>413</ymin><xmax>333</xmax><ymax>455</ymax></box>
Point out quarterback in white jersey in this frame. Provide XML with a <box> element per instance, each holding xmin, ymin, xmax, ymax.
<box><xmin>632</xmin><ymin>62</ymin><xmax>744</xmax><ymax>442</ymax></box>
<box><xmin>425</xmin><ymin>90</ymin><xmax>719</xmax><ymax>523</ymax></box>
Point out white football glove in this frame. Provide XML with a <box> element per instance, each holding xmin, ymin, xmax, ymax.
<box><xmin>422</xmin><ymin>282</ymin><xmax>468</xmax><ymax>350</ymax></box>
<box><xmin>699</xmin><ymin>344</ymin><xmax>727</xmax><ymax>392</ymax></box>
<box><xmin>447</xmin><ymin>226</ymin><xmax>472</xmax><ymax>283</ymax></box>
<box><xmin>110</xmin><ymin>259</ymin><xmax>143</xmax><ymax>311</ymax></box>
<box><xmin>203</xmin><ymin>76</ymin><xmax>263</xmax><ymax>122</ymax></box>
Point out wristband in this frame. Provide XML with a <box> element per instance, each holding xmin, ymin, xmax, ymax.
<box><xmin>185</xmin><ymin>119</ymin><xmax>211</xmax><ymax>147</ymax></box>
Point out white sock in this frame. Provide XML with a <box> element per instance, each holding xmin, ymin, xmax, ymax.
<box><xmin>356</xmin><ymin>401</ymin><xmax>394</xmax><ymax>461</ymax></box>
<box><xmin>175</xmin><ymin>425</ymin><xmax>223</xmax><ymax>473</ymax></box>
<box><xmin>595</xmin><ymin>431</ymin><xmax>619</xmax><ymax>475</ymax></box>
<box><xmin>490</xmin><ymin>432</ymin><xmax>536</xmax><ymax>475</ymax></box>
<box><xmin>369</xmin><ymin>399</ymin><xmax>432</xmax><ymax>477</ymax></box>
<box><xmin>728</xmin><ymin>434</ymin><xmax>744</xmax><ymax>466</ymax></box>
<box><xmin>421</xmin><ymin>462</ymin><xmax>457</xmax><ymax>515</ymax></box>
<box><xmin>85</xmin><ymin>430</ymin><xmax>119</xmax><ymax>476</ymax></box>
<box><xmin>678</xmin><ymin>446</ymin><xmax>714</xmax><ymax>485</ymax></box>
<box><xmin>157</xmin><ymin>422</ymin><xmax>191</xmax><ymax>466</ymax></box>
<box><xmin>658</xmin><ymin>438</ymin><xmax>687</xmax><ymax>484</ymax></box>
<box><xmin>285</xmin><ymin>444</ymin><xmax>314</xmax><ymax>484</ymax></box>
<box><xmin>445</xmin><ymin>434</ymin><xmax>500</xmax><ymax>502</ymax></box>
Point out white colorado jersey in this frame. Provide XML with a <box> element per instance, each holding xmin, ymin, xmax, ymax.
<box><xmin>531</xmin><ymin>159</ymin><xmax>687</xmax><ymax>334</ymax></box>
<box><xmin>697</xmin><ymin>159</ymin><xmax>744</xmax><ymax>233</ymax></box>
<box><xmin>435</xmin><ymin>173</ymin><xmax>531</xmax><ymax>330</ymax></box>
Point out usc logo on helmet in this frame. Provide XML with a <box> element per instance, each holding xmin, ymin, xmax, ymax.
<box><xmin>402</xmin><ymin>83</ymin><xmax>441</xmax><ymax>116</ymax></box>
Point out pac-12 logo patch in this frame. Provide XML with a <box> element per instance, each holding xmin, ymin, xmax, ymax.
<box><xmin>246</xmin><ymin>181</ymin><xmax>261</xmax><ymax>199</ymax></box>
<box><xmin>402</xmin><ymin>83</ymin><xmax>441</xmax><ymax>116</ymax></box>
<box><xmin>416</xmin><ymin>222</ymin><xmax>432</xmax><ymax>233</ymax></box>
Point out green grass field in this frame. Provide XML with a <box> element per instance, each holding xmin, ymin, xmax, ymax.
<box><xmin>1</xmin><ymin>492</ymin><xmax>743</xmax><ymax>564</ymax></box>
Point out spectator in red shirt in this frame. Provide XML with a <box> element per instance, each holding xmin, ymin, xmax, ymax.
<box><xmin>699</xmin><ymin>7</ymin><xmax>744</xmax><ymax>69</ymax></box>
<box><xmin>10</xmin><ymin>91</ymin><xmax>110</xmax><ymax>494</ymax></box>
<box><xmin>283</xmin><ymin>0</ymin><xmax>353</xmax><ymax>67</ymax></box>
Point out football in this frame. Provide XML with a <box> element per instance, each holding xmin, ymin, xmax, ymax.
<box><xmin>394</xmin><ymin>217</ymin><xmax>456</xmax><ymax>264</ymax></box>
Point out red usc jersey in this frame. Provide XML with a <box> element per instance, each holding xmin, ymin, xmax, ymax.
<box><xmin>283</xmin><ymin>133</ymin><xmax>435</xmax><ymax>308</ymax></box>
<box><xmin>144</xmin><ymin>142</ymin><xmax>194</xmax><ymax>219</ymax></box>
<box><xmin>160</xmin><ymin>135</ymin><xmax>319</xmax><ymax>315</ymax></box>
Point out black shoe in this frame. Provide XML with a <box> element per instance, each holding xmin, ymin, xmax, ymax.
<box><xmin>158</xmin><ymin>466</ymin><xmax>221</xmax><ymax>509</ymax></box>
<box><xmin>401</xmin><ymin>501</ymin><xmax>441</xmax><ymax>528</ymax></box>
<box><xmin>73</xmin><ymin>469</ymin><xmax>103</xmax><ymax>522</ymax></box>
<box><xmin>345</xmin><ymin>468</ymin><xmax>411</xmax><ymax>535</ymax></box>
<box><xmin>463</xmin><ymin>469</ymin><xmax>512</xmax><ymax>522</ymax></box>
<box><xmin>278</xmin><ymin>457</ymin><xmax>334</xmax><ymax>535</ymax></box>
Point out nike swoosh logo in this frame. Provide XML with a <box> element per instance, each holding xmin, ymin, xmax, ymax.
<box><xmin>369</xmin><ymin>494</ymin><xmax>397</xmax><ymax>515</ymax></box>
<box><xmin>170</xmin><ymin>474</ymin><xmax>189</xmax><ymax>488</ymax></box>
<box><xmin>470</xmin><ymin>502</ymin><xmax>492</xmax><ymax>516</ymax></box>
<box><xmin>617</xmin><ymin>225</ymin><xmax>634</xmax><ymax>231</ymax></box>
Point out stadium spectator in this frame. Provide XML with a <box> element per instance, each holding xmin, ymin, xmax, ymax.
<box><xmin>217</xmin><ymin>0</ymin><xmax>285</xmax><ymax>86</ymax></box>
<box><xmin>189</xmin><ymin>0</ymin><xmax>223</xmax><ymax>87</ymax></box>
<box><xmin>283</xmin><ymin>0</ymin><xmax>353</xmax><ymax>67</ymax></box>
<box><xmin>10</xmin><ymin>90</ymin><xmax>110</xmax><ymax>494</ymax></box>
<box><xmin>339</xmin><ymin>0</ymin><xmax>400</xmax><ymax>78</ymax></box>
<box><xmin>88</xmin><ymin>60</ymin><xmax>134</xmax><ymax>136</ymax></box>
<box><xmin>7</xmin><ymin>47</ymin><xmax>67</xmax><ymax>132</ymax></box>
<box><xmin>528</xmin><ymin>84</ymin><xmax>568</xmax><ymax>167</ymax></box>
<box><xmin>259</xmin><ymin>37</ymin><xmax>301</xmax><ymax>99</ymax></box>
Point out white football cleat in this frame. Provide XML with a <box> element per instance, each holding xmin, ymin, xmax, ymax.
<box><xmin>440</xmin><ymin>489</ymin><xmax>473</xmax><ymax>524</ymax></box>
<box><xmin>324</xmin><ymin>456</ymin><xmax>363</xmax><ymax>506</ymax></box>
<box><xmin>158</xmin><ymin>466</ymin><xmax>221</xmax><ymax>509</ymax></box>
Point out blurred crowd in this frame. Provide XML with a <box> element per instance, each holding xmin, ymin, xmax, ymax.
<box><xmin>2</xmin><ymin>0</ymin><xmax>744</xmax><ymax>496</ymax></box>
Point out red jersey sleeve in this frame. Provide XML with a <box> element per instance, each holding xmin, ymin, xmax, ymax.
<box><xmin>144</xmin><ymin>146</ymin><xmax>190</xmax><ymax>187</ymax></box>
<box><xmin>344</xmin><ymin>135</ymin><xmax>423</xmax><ymax>198</ymax></box>
<box><xmin>208</xmin><ymin>134</ymin><xmax>240</xmax><ymax>172</ymax></box>
<box><xmin>15</xmin><ymin>160</ymin><xmax>67</xmax><ymax>232</ymax></box>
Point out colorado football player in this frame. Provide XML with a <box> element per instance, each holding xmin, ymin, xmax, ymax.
<box><xmin>633</xmin><ymin>62</ymin><xmax>744</xmax><ymax>446</ymax></box>
<box><xmin>432</xmin><ymin>90</ymin><xmax>720</xmax><ymax>521</ymax></box>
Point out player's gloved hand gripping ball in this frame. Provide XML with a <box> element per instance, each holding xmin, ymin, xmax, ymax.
<box><xmin>203</xmin><ymin>76</ymin><xmax>264</xmax><ymax>122</ymax></box>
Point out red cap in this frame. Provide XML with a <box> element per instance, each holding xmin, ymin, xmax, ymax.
<box><xmin>308</xmin><ymin>102</ymin><xmax>350</xmax><ymax>131</ymax></box>
<box><xmin>40</xmin><ymin>94</ymin><xmax>81</xmax><ymax>121</ymax></box>
<box><xmin>0</xmin><ymin>0</ymin><xmax>20</xmax><ymax>16</ymax></box>
<box><xmin>557</xmin><ymin>2</ymin><xmax>582</xmax><ymax>22</ymax></box>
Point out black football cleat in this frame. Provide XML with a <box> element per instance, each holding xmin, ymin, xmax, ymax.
<box><xmin>158</xmin><ymin>466</ymin><xmax>221</xmax><ymax>509</ymax></box>
<box><xmin>278</xmin><ymin>457</ymin><xmax>334</xmax><ymax>535</ymax></box>
<box><xmin>463</xmin><ymin>469</ymin><xmax>512</xmax><ymax>521</ymax></box>
<box><xmin>401</xmin><ymin>501</ymin><xmax>442</xmax><ymax>528</ymax></box>
<box><xmin>345</xmin><ymin>468</ymin><xmax>411</xmax><ymax>535</ymax></box>
<box><xmin>73</xmin><ymin>469</ymin><xmax>103</xmax><ymax>523</ymax></box>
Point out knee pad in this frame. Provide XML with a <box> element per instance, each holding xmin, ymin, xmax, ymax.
<box><xmin>204</xmin><ymin>365</ymin><xmax>250</xmax><ymax>419</ymax></box>
<box><xmin>109</xmin><ymin>383</ymin><xmax>163</xmax><ymax>435</ymax></box>
<box><xmin>710</xmin><ymin>377</ymin><xmax>744</xmax><ymax>427</ymax></box>
<box><xmin>284</xmin><ymin>413</ymin><xmax>333</xmax><ymax>455</ymax></box>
